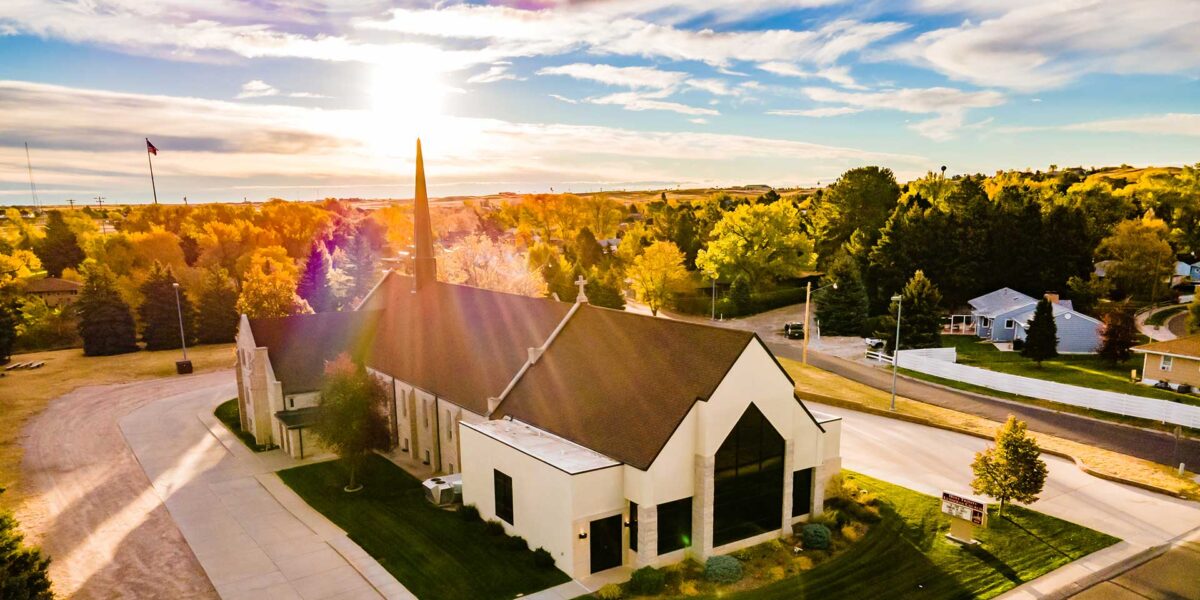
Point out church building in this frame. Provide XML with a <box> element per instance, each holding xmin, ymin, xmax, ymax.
<box><xmin>234</xmin><ymin>140</ymin><xmax>842</xmax><ymax>579</ymax></box>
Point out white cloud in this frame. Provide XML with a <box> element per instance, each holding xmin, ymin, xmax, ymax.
<box><xmin>537</xmin><ymin>63</ymin><xmax>687</xmax><ymax>89</ymax></box>
<box><xmin>689</xmin><ymin>117</ymin><xmax>709</xmax><ymax>124</ymax></box>
<box><xmin>800</xmin><ymin>86</ymin><xmax>1004</xmax><ymax>139</ymax></box>
<box><xmin>768</xmin><ymin>107</ymin><xmax>863</xmax><ymax>117</ymax></box>
<box><xmin>548</xmin><ymin>94</ymin><xmax>578</xmax><ymax>104</ymax></box>
<box><xmin>891</xmin><ymin>0</ymin><xmax>1200</xmax><ymax>91</ymax></box>
<box><xmin>468</xmin><ymin>64</ymin><xmax>521</xmax><ymax>84</ymax></box>
<box><xmin>236</xmin><ymin>80</ymin><xmax>278</xmax><ymax>99</ymax></box>
<box><xmin>756</xmin><ymin>62</ymin><xmax>864</xmax><ymax>88</ymax></box>
<box><xmin>685</xmin><ymin>78</ymin><xmax>742</xmax><ymax>96</ymax></box>
<box><xmin>589</xmin><ymin>92</ymin><xmax>720</xmax><ymax>116</ymax></box>
<box><xmin>1000</xmin><ymin>113</ymin><xmax>1200</xmax><ymax>137</ymax></box>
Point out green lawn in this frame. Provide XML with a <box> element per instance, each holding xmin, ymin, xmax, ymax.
<box><xmin>941</xmin><ymin>336</ymin><xmax>1200</xmax><ymax>407</ymax></box>
<box><xmin>695</xmin><ymin>473</ymin><xmax>1118</xmax><ymax>600</ymax></box>
<box><xmin>214</xmin><ymin>399</ymin><xmax>272</xmax><ymax>452</ymax></box>
<box><xmin>1145</xmin><ymin>305</ymin><xmax>1186</xmax><ymax>327</ymax></box>
<box><xmin>278</xmin><ymin>455</ymin><xmax>570</xmax><ymax>600</ymax></box>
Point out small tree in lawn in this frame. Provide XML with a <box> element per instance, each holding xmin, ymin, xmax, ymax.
<box><xmin>1097</xmin><ymin>305</ymin><xmax>1136</xmax><ymax>363</ymax></box>
<box><xmin>971</xmin><ymin>415</ymin><xmax>1047</xmax><ymax>517</ymax></box>
<box><xmin>315</xmin><ymin>354</ymin><xmax>390</xmax><ymax>492</ymax></box>
<box><xmin>1021</xmin><ymin>298</ymin><xmax>1058</xmax><ymax>366</ymax></box>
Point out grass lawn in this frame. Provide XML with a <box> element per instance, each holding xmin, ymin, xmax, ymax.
<box><xmin>779</xmin><ymin>358</ymin><xmax>1200</xmax><ymax>500</ymax></box>
<box><xmin>0</xmin><ymin>343</ymin><xmax>234</xmax><ymax>507</ymax></box>
<box><xmin>701</xmin><ymin>473</ymin><xmax>1118</xmax><ymax>600</ymax></box>
<box><xmin>1146</xmin><ymin>305</ymin><xmax>1186</xmax><ymax>327</ymax></box>
<box><xmin>278</xmin><ymin>454</ymin><xmax>570</xmax><ymax>600</ymax></box>
<box><xmin>941</xmin><ymin>336</ymin><xmax>1200</xmax><ymax>407</ymax></box>
<box><xmin>213</xmin><ymin>399</ymin><xmax>272</xmax><ymax>452</ymax></box>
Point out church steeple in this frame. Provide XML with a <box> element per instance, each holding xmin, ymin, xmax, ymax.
<box><xmin>413</xmin><ymin>138</ymin><xmax>437</xmax><ymax>290</ymax></box>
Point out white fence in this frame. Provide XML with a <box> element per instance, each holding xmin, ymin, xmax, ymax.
<box><xmin>896</xmin><ymin>350</ymin><xmax>1200</xmax><ymax>429</ymax></box>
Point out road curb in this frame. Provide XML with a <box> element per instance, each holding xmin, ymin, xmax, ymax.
<box><xmin>794</xmin><ymin>390</ymin><xmax>1195</xmax><ymax>500</ymax></box>
<box><xmin>1040</xmin><ymin>524</ymin><xmax>1200</xmax><ymax>600</ymax></box>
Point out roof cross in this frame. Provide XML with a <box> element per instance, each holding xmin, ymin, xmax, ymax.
<box><xmin>574</xmin><ymin>275</ymin><xmax>589</xmax><ymax>304</ymax></box>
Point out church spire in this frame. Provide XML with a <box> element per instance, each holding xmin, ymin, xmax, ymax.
<box><xmin>412</xmin><ymin>138</ymin><xmax>436</xmax><ymax>290</ymax></box>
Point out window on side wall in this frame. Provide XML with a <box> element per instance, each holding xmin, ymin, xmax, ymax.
<box><xmin>1004</xmin><ymin>319</ymin><xmax>1015</xmax><ymax>329</ymax></box>
<box><xmin>1161</xmin><ymin>355</ymin><xmax>1173</xmax><ymax>372</ymax></box>
<box><xmin>494</xmin><ymin>470</ymin><xmax>514</xmax><ymax>525</ymax></box>
<box><xmin>656</xmin><ymin>497</ymin><xmax>692</xmax><ymax>555</ymax></box>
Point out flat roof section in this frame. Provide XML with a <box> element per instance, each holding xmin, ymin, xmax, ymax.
<box><xmin>462</xmin><ymin>419</ymin><xmax>621</xmax><ymax>475</ymax></box>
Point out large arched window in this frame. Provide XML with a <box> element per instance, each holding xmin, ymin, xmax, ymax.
<box><xmin>713</xmin><ymin>403</ymin><xmax>785</xmax><ymax>547</ymax></box>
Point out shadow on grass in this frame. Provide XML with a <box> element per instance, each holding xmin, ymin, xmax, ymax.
<box><xmin>963</xmin><ymin>544</ymin><xmax>1023</xmax><ymax>585</ymax></box>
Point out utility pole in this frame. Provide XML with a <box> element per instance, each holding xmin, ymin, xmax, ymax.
<box><xmin>24</xmin><ymin>142</ymin><xmax>39</xmax><ymax>211</ymax></box>
<box><xmin>67</xmin><ymin>198</ymin><xmax>75</xmax><ymax>210</ymax></box>
<box><xmin>890</xmin><ymin>293</ymin><xmax>903</xmax><ymax>411</ymax></box>
<box><xmin>94</xmin><ymin>196</ymin><xmax>105</xmax><ymax>209</ymax></box>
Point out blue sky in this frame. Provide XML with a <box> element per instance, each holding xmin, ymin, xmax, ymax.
<box><xmin>0</xmin><ymin>0</ymin><xmax>1197</xmax><ymax>204</ymax></box>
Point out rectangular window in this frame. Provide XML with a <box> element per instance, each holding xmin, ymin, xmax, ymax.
<box><xmin>447</xmin><ymin>410</ymin><xmax>454</xmax><ymax>440</ymax></box>
<box><xmin>494</xmin><ymin>470</ymin><xmax>514</xmax><ymax>525</ymax></box>
<box><xmin>629</xmin><ymin>501</ymin><xmax>638</xmax><ymax>552</ymax></box>
<box><xmin>1004</xmin><ymin>319</ymin><xmax>1015</xmax><ymax>329</ymax></box>
<box><xmin>402</xmin><ymin>438</ymin><xmax>409</xmax><ymax>452</ymax></box>
<box><xmin>423</xmin><ymin>450</ymin><xmax>430</xmax><ymax>465</ymax></box>
<box><xmin>656</xmin><ymin>497</ymin><xmax>692</xmax><ymax>555</ymax></box>
<box><xmin>792</xmin><ymin>468</ymin><xmax>814</xmax><ymax>517</ymax></box>
<box><xmin>1161</xmin><ymin>356</ymin><xmax>1173</xmax><ymax>372</ymax></box>
<box><xmin>423</xmin><ymin>400</ymin><xmax>429</xmax><ymax>428</ymax></box>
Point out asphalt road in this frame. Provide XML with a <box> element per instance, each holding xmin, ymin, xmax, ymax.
<box><xmin>768</xmin><ymin>342</ymin><xmax>1200</xmax><ymax>470</ymax></box>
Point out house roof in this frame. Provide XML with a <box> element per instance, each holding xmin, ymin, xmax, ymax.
<box><xmin>25</xmin><ymin>277</ymin><xmax>82</xmax><ymax>293</ymax></box>
<box><xmin>1010</xmin><ymin>301</ymin><xmax>1102</xmax><ymax>328</ymax></box>
<box><xmin>247</xmin><ymin>310</ymin><xmax>381</xmax><ymax>394</ymax></box>
<box><xmin>365</xmin><ymin>272</ymin><xmax>572</xmax><ymax>414</ymax></box>
<box><xmin>968</xmin><ymin>287</ymin><xmax>1036</xmax><ymax>317</ymax></box>
<box><xmin>491</xmin><ymin>304</ymin><xmax>757</xmax><ymax>470</ymax></box>
<box><xmin>1133</xmin><ymin>334</ymin><xmax>1200</xmax><ymax>359</ymax></box>
<box><xmin>462</xmin><ymin>419</ymin><xmax>620</xmax><ymax>475</ymax></box>
<box><xmin>275</xmin><ymin>407</ymin><xmax>321</xmax><ymax>429</ymax></box>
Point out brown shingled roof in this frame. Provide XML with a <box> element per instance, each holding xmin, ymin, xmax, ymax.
<box><xmin>491</xmin><ymin>304</ymin><xmax>757</xmax><ymax>470</ymax></box>
<box><xmin>248</xmin><ymin>310</ymin><xmax>381</xmax><ymax>394</ymax></box>
<box><xmin>365</xmin><ymin>273</ymin><xmax>572</xmax><ymax>414</ymax></box>
<box><xmin>24</xmin><ymin>277</ymin><xmax>82</xmax><ymax>293</ymax></box>
<box><xmin>1134</xmin><ymin>334</ymin><xmax>1200</xmax><ymax>359</ymax></box>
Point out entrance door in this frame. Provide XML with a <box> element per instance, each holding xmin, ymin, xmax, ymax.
<box><xmin>589</xmin><ymin>514</ymin><xmax>623</xmax><ymax>573</ymax></box>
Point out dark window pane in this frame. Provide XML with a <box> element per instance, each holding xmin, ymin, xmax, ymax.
<box><xmin>792</xmin><ymin>468</ymin><xmax>814</xmax><ymax>517</ymax></box>
<box><xmin>494</xmin><ymin>470</ymin><xmax>513</xmax><ymax>525</ymax></box>
<box><xmin>629</xmin><ymin>501</ymin><xmax>638</xmax><ymax>552</ymax></box>
<box><xmin>656</xmin><ymin>497</ymin><xmax>692</xmax><ymax>555</ymax></box>
<box><xmin>713</xmin><ymin>404</ymin><xmax>784</xmax><ymax>547</ymax></box>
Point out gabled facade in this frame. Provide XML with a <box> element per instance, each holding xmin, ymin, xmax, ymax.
<box><xmin>969</xmin><ymin>288</ymin><xmax>1102</xmax><ymax>353</ymax></box>
<box><xmin>1134</xmin><ymin>334</ymin><xmax>1200</xmax><ymax>390</ymax></box>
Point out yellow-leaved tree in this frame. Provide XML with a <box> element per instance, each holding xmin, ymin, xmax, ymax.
<box><xmin>236</xmin><ymin>247</ymin><xmax>311</xmax><ymax>318</ymax></box>
<box><xmin>629</xmin><ymin>241</ymin><xmax>689</xmax><ymax>316</ymax></box>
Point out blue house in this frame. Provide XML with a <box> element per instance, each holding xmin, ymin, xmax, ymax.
<box><xmin>968</xmin><ymin>288</ymin><xmax>1103</xmax><ymax>354</ymax></box>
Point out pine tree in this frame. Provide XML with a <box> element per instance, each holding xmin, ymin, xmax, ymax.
<box><xmin>342</xmin><ymin>231</ymin><xmax>378</xmax><ymax>303</ymax></box>
<box><xmin>971</xmin><ymin>416</ymin><xmax>1048</xmax><ymax>517</ymax></box>
<box><xmin>196</xmin><ymin>269</ymin><xmax>240</xmax><ymax>344</ymax></box>
<box><xmin>584</xmin><ymin>266</ymin><xmax>626</xmax><ymax>310</ymax></box>
<box><xmin>878</xmin><ymin>270</ymin><xmax>942</xmax><ymax>352</ymax></box>
<box><xmin>77</xmin><ymin>264</ymin><xmax>138</xmax><ymax>356</ymax></box>
<box><xmin>0</xmin><ymin>298</ymin><xmax>17</xmax><ymax>364</ymax></box>
<box><xmin>297</xmin><ymin>242</ymin><xmax>335</xmax><ymax>313</ymax></box>
<box><xmin>1021</xmin><ymin>297</ymin><xmax>1059</xmax><ymax>366</ymax></box>
<box><xmin>1097</xmin><ymin>305</ymin><xmax>1136</xmax><ymax>363</ymax></box>
<box><xmin>138</xmin><ymin>262</ymin><xmax>196</xmax><ymax>350</ymax></box>
<box><xmin>0</xmin><ymin>488</ymin><xmax>53</xmax><ymax>600</ymax></box>
<box><xmin>34</xmin><ymin>210</ymin><xmax>85</xmax><ymax>277</ymax></box>
<box><xmin>814</xmin><ymin>252</ymin><xmax>868</xmax><ymax>336</ymax></box>
<box><xmin>573</xmin><ymin>227</ymin><xmax>605</xmax><ymax>270</ymax></box>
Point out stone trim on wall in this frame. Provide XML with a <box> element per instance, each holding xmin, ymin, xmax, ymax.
<box><xmin>692</xmin><ymin>453</ymin><xmax>715</xmax><ymax>561</ymax></box>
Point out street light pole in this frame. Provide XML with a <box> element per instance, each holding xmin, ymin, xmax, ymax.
<box><xmin>711</xmin><ymin>273</ymin><xmax>717</xmax><ymax>321</ymax></box>
<box><xmin>802</xmin><ymin>281</ymin><xmax>837</xmax><ymax>365</ymax></box>
<box><xmin>890</xmin><ymin>293</ymin><xmax>902</xmax><ymax>411</ymax></box>
<box><xmin>172</xmin><ymin>282</ymin><xmax>188</xmax><ymax>362</ymax></box>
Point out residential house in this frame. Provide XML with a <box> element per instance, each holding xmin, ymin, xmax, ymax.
<box><xmin>24</xmin><ymin>277</ymin><xmax>82</xmax><ymax>307</ymax></box>
<box><xmin>1133</xmin><ymin>334</ymin><xmax>1200</xmax><ymax>391</ymax></box>
<box><xmin>969</xmin><ymin>288</ymin><xmax>1103</xmax><ymax>353</ymax></box>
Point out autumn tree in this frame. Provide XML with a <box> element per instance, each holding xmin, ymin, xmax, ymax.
<box><xmin>315</xmin><ymin>354</ymin><xmax>391</xmax><ymax>492</ymax></box>
<box><xmin>77</xmin><ymin>263</ymin><xmax>139</xmax><ymax>356</ymax></box>
<box><xmin>573</xmin><ymin>227</ymin><xmax>605</xmax><ymax>269</ymax></box>
<box><xmin>695</xmin><ymin>202</ymin><xmax>811</xmax><ymax>292</ymax></box>
<box><xmin>629</xmin><ymin>241</ymin><xmax>689</xmax><ymax>316</ymax></box>
<box><xmin>971</xmin><ymin>416</ymin><xmax>1048</xmax><ymax>517</ymax></box>
<box><xmin>297</xmin><ymin>242</ymin><xmax>335</xmax><ymax>313</ymax></box>
<box><xmin>236</xmin><ymin>248</ymin><xmax>311</xmax><ymax>319</ymax></box>
<box><xmin>34</xmin><ymin>210</ymin><xmax>86</xmax><ymax>277</ymax></box>
<box><xmin>1098</xmin><ymin>215</ymin><xmax>1174</xmax><ymax>300</ymax></box>
<box><xmin>1098</xmin><ymin>305</ymin><xmax>1137</xmax><ymax>363</ymax></box>
<box><xmin>440</xmin><ymin>234</ymin><xmax>547</xmax><ymax>297</ymax></box>
<box><xmin>878</xmin><ymin>270</ymin><xmax>942</xmax><ymax>352</ymax></box>
<box><xmin>815</xmin><ymin>251</ymin><xmax>868</xmax><ymax>336</ymax></box>
<box><xmin>584</xmin><ymin>266</ymin><xmax>626</xmax><ymax>310</ymax></box>
<box><xmin>809</xmin><ymin>166</ymin><xmax>900</xmax><ymax>266</ymax></box>
<box><xmin>1021</xmin><ymin>298</ymin><xmax>1058</xmax><ymax>366</ymax></box>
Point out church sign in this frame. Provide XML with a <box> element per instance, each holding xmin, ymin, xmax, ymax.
<box><xmin>941</xmin><ymin>491</ymin><xmax>987</xmax><ymax>543</ymax></box>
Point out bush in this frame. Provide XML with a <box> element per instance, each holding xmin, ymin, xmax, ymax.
<box><xmin>532</xmin><ymin>547</ymin><xmax>555</xmax><ymax>569</ymax></box>
<box><xmin>504</xmin><ymin>535</ymin><xmax>529</xmax><ymax>552</ymax></box>
<box><xmin>794</xmin><ymin>555</ymin><xmax>814</xmax><ymax>571</ymax></box>
<box><xmin>704</xmin><ymin>555</ymin><xmax>743</xmax><ymax>584</ymax></box>
<box><xmin>596</xmin><ymin>583</ymin><xmax>623</xmax><ymax>600</ymax></box>
<box><xmin>801</xmin><ymin>523</ymin><xmax>832</xmax><ymax>550</ymax></box>
<box><xmin>1179</xmin><ymin>383</ymin><xmax>1194</xmax><ymax>395</ymax></box>
<box><xmin>627</xmin><ymin>566</ymin><xmax>666</xmax><ymax>595</ymax></box>
<box><xmin>483</xmin><ymin>520</ymin><xmax>505</xmax><ymax>536</ymax></box>
<box><xmin>767</xmin><ymin>565</ymin><xmax>787</xmax><ymax>581</ymax></box>
<box><xmin>841</xmin><ymin>523</ymin><xmax>865</xmax><ymax>542</ymax></box>
<box><xmin>1012</xmin><ymin>338</ymin><xmax>1025</xmax><ymax>350</ymax></box>
<box><xmin>457</xmin><ymin>504</ymin><xmax>481</xmax><ymax>522</ymax></box>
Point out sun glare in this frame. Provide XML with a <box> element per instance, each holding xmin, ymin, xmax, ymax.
<box><xmin>366</xmin><ymin>62</ymin><xmax>448</xmax><ymax>155</ymax></box>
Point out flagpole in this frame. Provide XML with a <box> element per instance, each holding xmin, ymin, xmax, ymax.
<box><xmin>146</xmin><ymin>139</ymin><xmax>159</xmax><ymax>205</ymax></box>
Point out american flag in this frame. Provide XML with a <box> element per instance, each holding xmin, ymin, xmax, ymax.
<box><xmin>146</xmin><ymin>138</ymin><xmax>158</xmax><ymax>155</ymax></box>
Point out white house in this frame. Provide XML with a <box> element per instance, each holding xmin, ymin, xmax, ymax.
<box><xmin>234</xmin><ymin>140</ymin><xmax>842</xmax><ymax>579</ymax></box>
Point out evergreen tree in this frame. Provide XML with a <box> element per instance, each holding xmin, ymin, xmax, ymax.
<box><xmin>342</xmin><ymin>230</ymin><xmax>379</xmax><ymax>303</ymax></box>
<box><xmin>138</xmin><ymin>262</ymin><xmax>196</xmax><ymax>351</ymax></box>
<box><xmin>0</xmin><ymin>488</ymin><xmax>53</xmax><ymax>600</ymax></box>
<box><xmin>573</xmin><ymin>227</ymin><xmax>605</xmax><ymax>270</ymax></box>
<box><xmin>810</xmin><ymin>166</ymin><xmax>900</xmax><ymax>267</ymax></box>
<box><xmin>1097</xmin><ymin>305</ymin><xmax>1136</xmax><ymax>363</ymax></box>
<box><xmin>971</xmin><ymin>416</ymin><xmax>1048</xmax><ymax>517</ymax></box>
<box><xmin>0</xmin><ymin>298</ymin><xmax>17</xmax><ymax>365</ymax></box>
<box><xmin>297</xmin><ymin>242</ymin><xmax>335</xmax><ymax>313</ymax></box>
<box><xmin>196</xmin><ymin>269</ymin><xmax>239</xmax><ymax>344</ymax></box>
<box><xmin>1021</xmin><ymin>298</ymin><xmax>1059</xmax><ymax>366</ymax></box>
<box><xmin>315</xmin><ymin>354</ymin><xmax>391</xmax><ymax>492</ymax></box>
<box><xmin>77</xmin><ymin>264</ymin><xmax>138</xmax><ymax>356</ymax></box>
<box><xmin>877</xmin><ymin>270</ymin><xmax>942</xmax><ymax>352</ymax></box>
<box><xmin>33</xmin><ymin>210</ymin><xmax>85</xmax><ymax>277</ymax></box>
<box><xmin>815</xmin><ymin>252</ymin><xmax>868</xmax><ymax>336</ymax></box>
<box><xmin>584</xmin><ymin>266</ymin><xmax>626</xmax><ymax>310</ymax></box>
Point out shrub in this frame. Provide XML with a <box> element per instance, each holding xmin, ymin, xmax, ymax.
<box><xmin>457</xmin><ymin>504</ymin><xmax>481</xmax><ymax>522</ymax></box>
<box><xmin>1180</xmin><ymin>383</ymin><xmax>1194</xmax><ymax>395</ymax></box>
<box><xmin>767</xmin><ymin>565</ymin><xmax>787</xmax><ymax>581</ymax></box>
<box><xmin>801</xmin><ymin>523</ymin><xmax>832</xmax><ymax>550</ymax></box>
<box><xmin>794</xmin><ymin>555</ymin><xmax>814</xmax><ymax>571</ymax></box>
<box><xmin>704</xmin><ymin>555</ymin><xmax>743</xmax><ymax>584</ymax></box>
<box><xmin>504</xmin><ymin>535</ymin><xmax>529</xmax><ymax>552</ymax></box>
<box><xmin>841</xmin><ymin>523</ymin><xmax>865</xmax><ymax>542</ymax></box>
<box><xmin>596</xmin><ymin>584</ymin><xmax>623</xmax><ymax>600</ymax></box>
<box><xmin>483</xmin><ymin>520</ymin><xmax>505</xmax><ymax>536</ymax></box>
<box><xmin>678</xmin><ymin>580</ymin><xmax>700</xmax><ymax>596</ymax></box>
<box><xmin>532</xmin><ymin>547</ymin><xmax>555</xmax><ymax>569</ymax></box>
<box><xmin>627</xmin><ymin>566</ymin><xmax>667</xmax><ymax>595</ymax></box>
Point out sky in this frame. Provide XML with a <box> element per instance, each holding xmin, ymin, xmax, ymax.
<box><xmin>0</xmin><ymin>0</ymin><xmax>1198</xmax><ymax>205</ymax></box>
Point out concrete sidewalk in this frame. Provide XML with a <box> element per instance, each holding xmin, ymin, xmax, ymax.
<box><xmin>119</xmin><ymin>380</ymin><xmax>413</xmax><ymax>600</ymax></box>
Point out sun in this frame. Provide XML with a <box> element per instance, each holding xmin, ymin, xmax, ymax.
<box><xmin>365</xmin><ymin>61</ymin><xmax>448</xmax><ymax>154</ymax></box>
